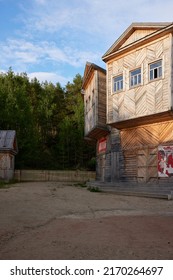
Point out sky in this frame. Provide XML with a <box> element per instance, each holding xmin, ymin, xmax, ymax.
<box><xmin>0</xmin><ymin>0</ymin><xmax>173</xmax><ymax>86</ymax></box>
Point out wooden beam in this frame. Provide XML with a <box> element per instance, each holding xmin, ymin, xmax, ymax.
<box><xmin>109</xmin><ymin>110</ymin><xmax>173</xmax><ymax>129</ymax></box>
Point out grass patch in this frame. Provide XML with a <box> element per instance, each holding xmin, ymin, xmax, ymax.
<box><xmin>87</xmin><ymin>186</ymin><xmax>102</xmax><ymax>192</ymax></box>
<box><xmin>0</xmin><ymin>181</ymin><xmax>9</xmax><ymax>189</ymax></box>
<box><xmin>0</xmin><ymin>179</ymin><xmax>18</xmax><ymax>189</ymax></box>
<box><xmin>74</xmin><ymin>182</ymin><xmax>87</xmax><ymax>188</ymax></box>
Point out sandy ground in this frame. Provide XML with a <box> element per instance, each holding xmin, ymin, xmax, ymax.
<box><xmin>0</xmin><ymin>181</ymin><xmax>173</xmax><ymax>260</ymax></box>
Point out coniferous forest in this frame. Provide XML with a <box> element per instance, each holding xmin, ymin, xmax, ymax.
<box><xmin>0</xmin><ymin>69</ymin><xmax>95</xmax><ymax>170</ymax></box>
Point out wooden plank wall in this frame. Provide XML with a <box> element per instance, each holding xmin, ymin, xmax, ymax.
<box><xmin>107</xmin><ymin>34</ymin><xmax>171</xmax><ymax>124</ymax></box>
<box><xmin>98</xmin><ymin>71</ymin><xmax>106</xmax><ymax>127</ymax></box>
<box><xmin>84</xmin><ymin>72</ymin><xmax>97</xmax><ymax>136</ymax></box>
<box><xmin>121</xmin><ymin>29</ymin><xmax>158</xmax><ymax>48</ymax></box>
<box><xmin>121</xmin><ymin>120</ymin><xmax>173</xmax><ymax>183</ymax></box>
<box><xmin>84</xmin><ymin>70</ymin><xmax>107</xmax><ymax>137</ymax></box>
<box><xmin>15</xmin><ymin>170</ymin><xmax>96</xmax><ymax>182</ymax></box>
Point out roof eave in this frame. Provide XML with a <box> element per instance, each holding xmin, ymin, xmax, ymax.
<box><xmin>82</xmin><ymin>63</ymin><xmax>106</xmax><ymax>89</ymax></box>
<box><xmin>102</xmin><ymin>22</ymin><xmax>173</xmax><ymax>62</ymax></box>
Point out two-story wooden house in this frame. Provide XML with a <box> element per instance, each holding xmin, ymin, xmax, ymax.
<box><xmin>83</xmin><ymin>22</ymin><xmax>173</xmax><ymax>185</ymax></box>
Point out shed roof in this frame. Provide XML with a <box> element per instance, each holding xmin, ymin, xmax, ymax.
<box><xmin>0</xmin><ymin>130</ymin><xmax>18</xmax><ymax>155</ymax></box>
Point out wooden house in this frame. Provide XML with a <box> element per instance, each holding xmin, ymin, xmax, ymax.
<box><xmin>0</xmin><ymin>130</ymin><xmax>18</xmax><ymax>182</ymax></box>
<box><xmin>82</xmin><ymin>62</ymin><xmax>109</xmax><ymax>181</ymax></box>
<box><xmin>83</xmin><ymin>22</ymin><xmax>173</xmax><ymax>185</ymax></box>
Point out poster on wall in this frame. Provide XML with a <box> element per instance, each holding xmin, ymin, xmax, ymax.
<box><xmin>98</xmin><ymin>138</ymin><xmax>107</xmax><ymax>154</ymax></box>
<box><xmin>158</xmin><ymin>145</ymin><xmax>173</xmax><ymax>177</ymax></box>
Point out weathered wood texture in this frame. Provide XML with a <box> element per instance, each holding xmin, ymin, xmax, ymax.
<box><xmin>96</xmin><ymin>128</ymin><xmax>123</xmax><ymax>182</ymax></box>
<box><xmin>121</xmin><ymin>120</ymin><xmax>173</xmax><ymax>183</ymax></box>
<box><xmin>98</xmin><ymin>71</ymin><xmax>107</xmax><ymax>126</ymax></box>
<box><xmin>84</xmin><ymin>71</ymin><xmax>95</xmax><ymax>135</ymax></box>
<box><xmin>107</xmin><ymin>34</ymin><xmax>171</xmax><ymax>124</ymax></box>
<box><xmin>121</xmin><ymin>29</ymin><xmax>158</xmax><ymax>48</ymax></box>
<box><xmin>96</xmin><ymin>121</ymin><xmax>173</xmax><ymax>184</ymax></box>
<box><xmin>0</xmin><ymin>130</ymin><xmax>18</xmax><ymax>182</ymax></box>
<box><xmin>84</xmin><ymin>69</ymin><xmax>107</xmax><ymax>139</ymax></box>
<box><xmin>14</xmin><ymin>170</ymin><xmax>96</xmax><ymax>182</ymax></box>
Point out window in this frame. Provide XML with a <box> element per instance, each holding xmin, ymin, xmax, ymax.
<box><xmin>130</xmin><ymin>68</ymin><xmax>141</xmax><ymax>87</ymax></box>
<box><xmin>149</xmin><ymin>60</ymin><xmax>162</xmax><ymax>81</ymax></box>
<box><xmin>113</xmin><ymin>75</ymin><xmax>123</xmax><ymax>93</ymax></box>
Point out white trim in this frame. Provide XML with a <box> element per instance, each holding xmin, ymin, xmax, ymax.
<box><xmin>129</xmin><ymin>67</ymin><xmax>142</xmax><ymax>88</ymax></box>
<box><xmin>148</xmin><ymin>58</ymin><xmax>163</xmax><ymax>82</ymax></box>
<box><xmin>111</xmin><ymin>73</ymin><xmax>124</xmax><ymax>94</ymax></box>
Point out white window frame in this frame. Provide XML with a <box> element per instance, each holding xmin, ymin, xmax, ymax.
<box><xmin>149</xmin><ymin>60</ymin><xmax>162</xmax><ymax>81</ymax></box>
<box><xmin>130</xmin><ymin>68</ymin><xmax>141</xmax><ymax>88</ymax></box>
<box><xmin>112</xmin><ymin>74</ymin><xmax>123</xmax><ymax>93</ymax></box>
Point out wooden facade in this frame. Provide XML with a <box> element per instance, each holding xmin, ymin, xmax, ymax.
<box><xmin>106</xmin><ymin>33</ymin><xmax>172</xmax><ymax>126</ymax></box>
<box><xmin>0</xmin><ymin>130</ymin><xmax>18</xmax><ymax>182</ymax></box>
<box><xmin>121</xmin><ymin>120</ymin><xmax>173</xmax><ymax>184</ymax></box>
<box><xmin>83</xmin><ymin>22</ymin><xmax>173</xmax><ymax>185</ymax></box>
<box><xmin>82</xmin><ymin>62</ymin><xmax>109</xmax><ymax>140</ymax></box>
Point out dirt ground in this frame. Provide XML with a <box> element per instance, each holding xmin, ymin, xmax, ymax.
<box><xmin>0</xmin><ymin>181</ymin><xmax>173</xmax><ymax>260</ymax></box>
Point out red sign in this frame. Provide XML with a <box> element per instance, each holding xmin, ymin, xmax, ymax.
<box><xmin>98</xmin><ymin>138</ymin><xmax>107</xmax><ymax>153</ymax></box>
<box><xmin>158</xmin><ymin>145</ymin><xmax>173</xmax><ymax>177</ymax></box>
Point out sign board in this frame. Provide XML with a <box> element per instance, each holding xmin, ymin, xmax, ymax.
<box><xmin>98</xmin><ymin>138</ymin><xmax>107</xmax><ymax>154</ymax></box>
<box><xmin>158</xmin><ymin>145</ymin><xmax>173</xmax><ymax>177</ymax></box>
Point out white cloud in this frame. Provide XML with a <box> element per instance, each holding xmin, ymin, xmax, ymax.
<box><xmin>1</xmin><ymin>0</ymin><xmax>173</xmax><ymax>86</ymax></box>
<box><xmin>0</xmin><ymin>38</ymin><xmax>101</xmax><ymax>70</ymax></box>
<box><xmin>34</xmin><ymin>0</ymin><xmax>46</xmax><ymax>4</ymax></box>
<box><xmin>25</xmin><ymin>0</ymin><xmax>173</xmax><ymax>41</ymax></box>
<box><xmin>28</xmin><ymin>71</ymin><xmax>71</xmax><ymax>85</ymax></box>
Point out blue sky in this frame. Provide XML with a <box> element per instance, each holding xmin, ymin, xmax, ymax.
<box><xmin>0</xmin><ymin>0</ymin><xmax>173</xmax><ymax>86</ymax></box>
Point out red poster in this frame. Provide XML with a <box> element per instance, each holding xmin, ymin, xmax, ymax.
<box><xmin>158</xmin><ymin>145</ymin><xmax>173</xmax><ymax>177</ymax></box>
<box><xmin>98</xmin><ymin>138</ymin><xmax>107</xmax><ymax>153</ymax></box>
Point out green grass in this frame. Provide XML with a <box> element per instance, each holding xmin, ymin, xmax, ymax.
<box><xmin>74</xmin><ymin>182</ymin><xmax>87</xmax><ymax>188</ymax></box>
<box><xmin>0</xmin><ymin>179</ymin><xmax>17</xmax><ymax>189</ymax></box>
<box><xmin>0</xmin><ymin>181</ymin><xmax>9</xmax><ymax>189</ymax></box>
<box><xmin>87</xmin><ymin>186</ymin><xmax>102</xmax><ymax>192</ymax></box>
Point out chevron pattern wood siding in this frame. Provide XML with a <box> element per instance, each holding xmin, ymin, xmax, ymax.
<box><xmin>107</xmin><ymin>35</ymin><xmax>171</xmax><ymax>124</ymax></box>
<box><xmin>121</xmin><ymin>29</ymin><xmax>158</xmax><ymax>49</ymax></box>
<box><xmin>121</xmin><ymin>121</ymin><xmax>173</xmax><ymax>182</ymax></box>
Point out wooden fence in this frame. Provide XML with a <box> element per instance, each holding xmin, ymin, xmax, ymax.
<box><xmin>14</xmin><ymin>170</ymin><xmax>96</xmax><ymax>183</ymax></box>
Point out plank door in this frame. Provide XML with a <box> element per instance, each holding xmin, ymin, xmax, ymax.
<box><xmin>137</xmin><ymin>148</ymin><xmax>148</xmax><ymax>183</ymax></box>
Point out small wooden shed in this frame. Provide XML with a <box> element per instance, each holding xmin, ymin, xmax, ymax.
<box><xmin>0</xmin><ymin>130</ymin><xmax>18</xmax><ymax>182</ymax></box>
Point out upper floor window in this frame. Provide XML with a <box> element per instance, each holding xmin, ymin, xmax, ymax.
<box><xmin>149</xmin><ymin>60</ymin><xmax>162</xmax><ymax>81</ymax></box>
<box><xmin>130</xmin><ymin>68</ymin><xmax>141</xmax><ymax>87</ymax></box>
<box><xmin>113</xmin><ymin>75</ymin><xmax>123</xmax><ymax>93</ymax></box>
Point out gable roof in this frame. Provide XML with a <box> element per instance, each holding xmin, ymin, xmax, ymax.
<box><xmin>82</xmin><ymin>62</ymin><xmax>106</xmax><ymax>89</ymax></box>
<box><xmin>102</xmin><ymin>22</ymin><xmax>173</xmax><ymax>62</ymax></box>
<box><xmin>0</xmin><ymin>130</ymin><xmax>18</xmax><ymax>155</ymax></box>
